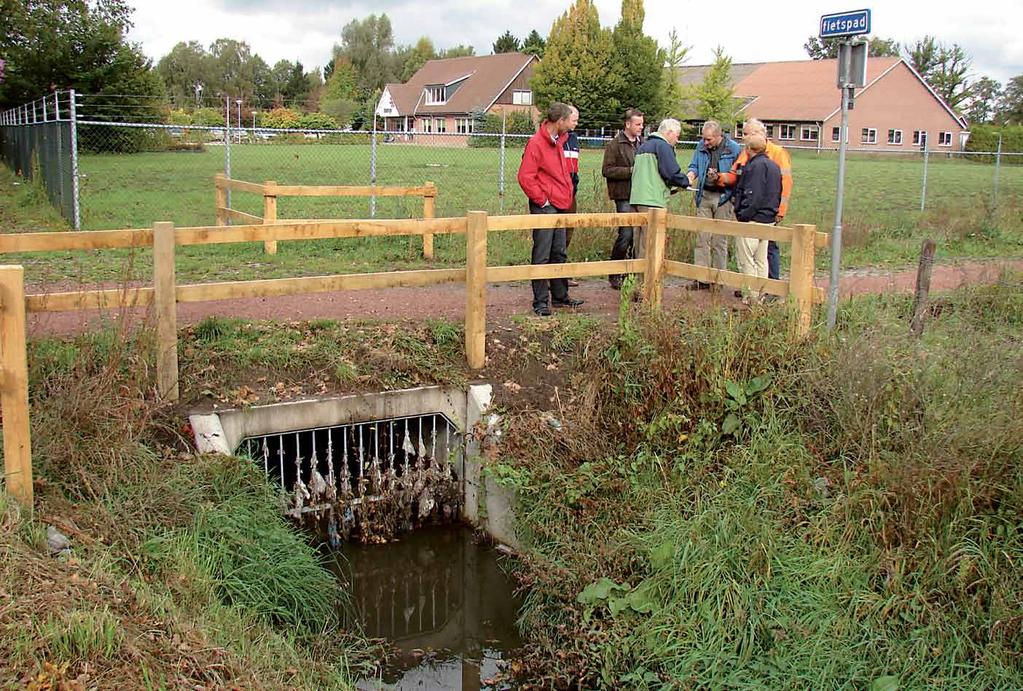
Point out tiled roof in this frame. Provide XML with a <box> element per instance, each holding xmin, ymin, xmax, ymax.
<box><xmin>677</xmin><ymin>57</ymin><xmax>961</xmax><ymax>123</ymax></box>
<box><xmin>382</xmin><ymin>52</ymin><xmax>536</xmax><ymax>116</ymax></box>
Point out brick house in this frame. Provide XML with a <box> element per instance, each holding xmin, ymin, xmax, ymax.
<box><xmin>678</xmin><ymin>57</ymin><xmax>969</xmax><ymax>151</ymax></box>
<box><xmin>376</xmin><ymin>52</ymin><xmax>540</xmax><ymax>145</ymax></box>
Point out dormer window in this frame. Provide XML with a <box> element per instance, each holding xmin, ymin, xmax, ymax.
<box><xmin>425</xmin><ymin>85</ymin><xmax>445</xmax><ymax>105</ymax></box>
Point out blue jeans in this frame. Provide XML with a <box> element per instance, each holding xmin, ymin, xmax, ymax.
<box><xmin>767</xmin><ymin>241</ymin><xmax>780</xmax><ymax>280</ymax></box>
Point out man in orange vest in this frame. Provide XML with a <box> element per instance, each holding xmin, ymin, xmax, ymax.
<box><xmin>717</xmin><ymin>118</ymin><xmax>792</xmax><ymax>282</ymax></box>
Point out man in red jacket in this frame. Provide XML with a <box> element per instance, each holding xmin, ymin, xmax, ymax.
<box><xmin>517</xmin><ymin>102</ymin><xmax>585</xmax><ymax>316</ymax></box>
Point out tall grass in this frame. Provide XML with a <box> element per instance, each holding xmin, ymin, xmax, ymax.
<box><xmin>503</xmin><ymin>277</ymin><xmax>1023</xmax><ymax>688</ymax></box>
<box><xmin>1</xmin><ymin>324</ymin><xmax>374</xmax><ymax>688</ymax></box>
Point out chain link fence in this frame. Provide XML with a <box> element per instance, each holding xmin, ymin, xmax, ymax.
<box><xmin>3</xmin><ymin>93</ymin><xmax>1022</xmax><ymax>263</ymax></box>
<box><xmin>0</xmin><ymin>91</ymin><xmax>80</xmax><ymax>227</ymax></box>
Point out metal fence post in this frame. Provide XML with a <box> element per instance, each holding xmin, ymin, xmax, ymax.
<box><xmin>992</xmin><ymin>134</ymin><xmax>1002</xmax><ymax>207</ymax></box>
<box><xmin>499</xmin><ymin>110</ymin><xmax>507</xmax><ymax>214</ymax></box>
<box><xmin>370</xmin><ymin>120</ymin><xmax>378</xmax><ymax>218</ymax></box>
<box><xmin>69</xmin><ymin>89</ymin><xmax>81</xmax><ymax>230</ymax></box>
<box><xmin>920</xmin><ymin>147</ymin><xmax>929</xmax><ymax>212</ymax></box>
<box><xmin>224</xmin><ymin>95</ymin><xmax>232</xmax><ymax>216</ymax></box>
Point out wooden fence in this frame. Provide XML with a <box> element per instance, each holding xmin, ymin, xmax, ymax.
<box><xmin>213</xmin><ymin>175</ymin><xmax>438</xmax><ymax>258</ymax></box>
<box><xmin>0</xmin><ymin>210</ymin><xmax>826</xmax><ymax>507</ymax></box>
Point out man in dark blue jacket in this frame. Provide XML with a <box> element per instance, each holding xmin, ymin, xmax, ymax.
<box><xmin>685</xmin><ymin>120</ymin><xmax>741</xmax><ymax>289</ymax></box>
<box><xmin>734</xmin><ymin>132</ymin><xmax>781</xmax><ymax>302</ymax></box>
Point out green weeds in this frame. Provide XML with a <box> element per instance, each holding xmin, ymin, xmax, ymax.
<box><xmin>505</xmin><ymin>275</ymin><xmax>1023</xmax><ymax>688</ymax></box>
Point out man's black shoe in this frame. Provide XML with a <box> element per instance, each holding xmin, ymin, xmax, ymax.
<box><xmin>734</xmin><ymin>290</ymin><xmax>744</xmax><ymax>298</ymax></box>
<box><xmin>533</xmin><ymin>305</ymin><xmax>552</xmax><ymax>316</ymax></box>
<box><xmin>686</xmin><ymin>281</ymin><xmax>711</xmax><ymax>291</ymax></box>
<box><xmin>552</xmin><ymin>297</ymin><xmax>584</xmax><ymax>308</ymax></box>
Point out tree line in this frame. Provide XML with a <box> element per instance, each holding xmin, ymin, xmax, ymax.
<box><xmin>1</xmin><ymin>0</ymin><xmax>1020</xmax><ymax>134</ymax></box>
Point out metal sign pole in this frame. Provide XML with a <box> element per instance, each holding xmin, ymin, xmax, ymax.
<box><xmin>821</xmin><ymin>10</ymin><xmax>871</xmax><ymax>329</ymax></box>
<box><xmin>826</xmin><ymin>82</ymin><xmax>851</xmax><ymax>329</ymax></box>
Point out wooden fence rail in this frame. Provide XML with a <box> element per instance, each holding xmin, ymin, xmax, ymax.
<box><xmin>0</xmin><ymin>210</ymin><xmax>826</xmax><ymax>507</ymax></box>
<box><xmin>213</xmin><ymin>175</ymin><xmax>438</xmax><ymax>259</ymax></box>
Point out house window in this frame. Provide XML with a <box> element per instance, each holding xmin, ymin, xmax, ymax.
<box><xmin>434</xmin><ymin>118</ymin><xmax>446</xmax><ymax>133</ymax></box>
<box><xmin>861</xmin><ymin>127</ymin><xmax>877</xmax><ymax>144</ymax></box>
<box><xmin>779</xmin><ymin>124</ymin><xmax>796</xmax><ymax>140</ymax></box>
<box><xmin>421</xmin><ymin>118</ymin><xmax>433</xmax><ymax>133</ymax></box>
<box><xmin>512</xmin><ymin>90</ymin><xmax>533</xmax><ymax>106</ymax></box>
<box><xmin>424</xmin><ymin>85</ymin><xmax>445</xmax><ymax>105</ymax></box>
<box><xmin>832</xmin><ymin>126</ymin><xmax>841</xmax><ymax>142</ymax></box>
<box><xmin>800</xmin><ymin>125</ymin><xmax>819</xmax><ymax>141</ymax></box>
<box><xmin>913</xmin><ymin>130</ymin><xmax>928</xmax><ymax>148</ymax></box>
<box><xmin>456</xmin><ymin>117</ymin><xmax>473</xmax><ymax>134</ymax></box>
<box><xmin>939</xmin><ymin>131</ymin><xmax>952</xmax><ymax>146</ymax></box>
<box><xmin>888</xmin><ymin>129</ymin><xmax>903</xmax><ymax>145</ymax></box>
<box><xmin>763</xmin><ymin>124</ymin><xmax>774</xmax><ymax>138</ymax></box>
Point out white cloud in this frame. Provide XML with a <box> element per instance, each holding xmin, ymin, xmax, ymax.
<box><xmin>127</xmin><ymin>0</ymin><xmax>1022</xmax><ymax>82</ymax></box>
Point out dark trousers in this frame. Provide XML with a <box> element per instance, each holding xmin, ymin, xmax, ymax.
<box><xmin>610</xmin><ymin>199</ymin><xmax>636</xmax><ymax>284</ymax></box>
<box><xmin>767</xmin><ymin>240</ymin><xmax>780</xmax><ymax>280</ymax></box>
<box><xmin>529</xmin><ymin>201</ymin><xmax>569</xmax><ymax>310</ymax></box>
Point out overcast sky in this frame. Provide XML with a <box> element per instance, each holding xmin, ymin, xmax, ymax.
<box><xmin>127</xmin><ymin>0</ymin><xmax>1022</xmax><ymax>84</ymax></box>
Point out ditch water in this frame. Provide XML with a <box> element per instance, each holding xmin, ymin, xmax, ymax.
<box><xmin>328</xmin><ymin>526</ymin><xmax>523</xmax><ymax>690</ymax></box>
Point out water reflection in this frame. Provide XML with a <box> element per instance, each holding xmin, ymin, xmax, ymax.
<box><xmin>328</xmin><ymin>526</ymin><xmax>521</xmax><ymax>690</ymax></box>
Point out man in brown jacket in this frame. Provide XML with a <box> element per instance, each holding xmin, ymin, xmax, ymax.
<box><xmin>601</xmin><ymin>109</ymin><xmax>644</xmax><ymax>289</ymax></box>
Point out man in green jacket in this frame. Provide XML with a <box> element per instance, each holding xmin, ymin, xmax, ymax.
<box><xmin>629</xmin><ymin>118</ymin><xmax>690</xmax><ymax>258</ymax></box>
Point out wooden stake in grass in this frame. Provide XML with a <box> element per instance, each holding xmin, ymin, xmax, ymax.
<box><xmin>422</xmin><ymin>181</ymin><xmax>436</xmax><ymax>260</ymax></box>
<box><xmin>263</xmin><ymin>180</ymin><xmax>278</xmax><ymax>255</ymax></box>
<box><xmin>789</xmin><ymin>224</ymin><xmax>817</xmax><ymax>337</ymax></box>
<box><xmin>0</xmin><ymin>265</ymin><xmax>33</xmax><ymax>507</ymax></box>
<box><xmin>214</xmin><ymin>174</ymin><xmax>227</xmax><ymax>227</ymax></box>
<box><xmin>153</xmin><ymin>222</ymin><xmax>179</xmax><ymax>401</ymax></box>
<box><xmin>644</xmin><ymin>207</ymin><xmax>667</xmax><ymax>307</ymax></box>
<box><xmin>465</xmin><ymin>211</ymin><xmax>488</xmax><ymax>370</ymax></box>
<box><xmin>910</xmin><ymin>238</ymin><xmax>936</xmax><ymax>338</ymax></box>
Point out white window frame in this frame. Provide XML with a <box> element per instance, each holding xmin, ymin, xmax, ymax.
<box><xmin>913</xmin><ymin>130</ymin><xmax>928</xmax><ymax>147</ymax></box>
<box><xmin>421</xmin><ymin>117</ymin><xmax>433</xmax><ymax>133</ymax></box>
<box><xmin>939</xmin><ymin>131</ymin><xmax>952</xmax><ymax>146</ymax></box>
<box><xmin>800</xmin><ymin>125</ymin><xmax>819</xmax><ymax>142</ymax></box>
<box><xmin>779</xmin><ymin>124</ymin><xmax>796</xmax><ymax>140</ymax></box>
<box><xmin>888</xmin><ymin>129</ymin><xmax>903</xmax><ymax>145</ymax></box>
<box><xmin>424</xmin><ymin>85</ymin><xmax>445</xmax><ymax>105</ymax></box>
<box><xmin>455</xmin><ymin>117</ymin><xmax>473</xmax><ymax>134</ymax></box>
<box><xmin>832</xmin><ymin>126</ymin><xmax>841</xmax><ymax>142</ymax></box>
<box><xmin>861</xmin><ymin>127</ymin><xmax>877</xmax><ymax>145</ymax></box>
<box><xmin>512</xmin><ymin>90</ymin><xmax>533</xmax><ymax>106</ymax></box>
<box><xmin>434</xmin><ymin>117</ymin><xmax>446</xmax><ymax>133</ymax></box>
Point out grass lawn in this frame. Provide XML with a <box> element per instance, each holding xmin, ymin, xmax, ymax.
<box><xmin>1</xmin><ymin>142</ymin><xmax>1020</xmax><ymax>287</ymax></box>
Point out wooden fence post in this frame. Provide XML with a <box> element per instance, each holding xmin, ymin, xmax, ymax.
<box><xmin>214</xmin><ymin>174</ymin><xmax>227</xmax><ymax>226</ymax></box>
<box><xmin>644</xmin><ymin>207</ymin><xmax>668</xmax><ymax>307</ymax></box>
<box><xmin>789</xmin><ymin>223</ymin><xmax>817</xmax><ymax>337</ymax></box>
<box><xmin>263</xmin><ymin>180</ymin><xmax>278</xmax><ymax>256</ymax></box>
<box><xmin>422</xmin><ymin>181</ymin><xmax>436</xmax><ymax>260</ymax></box>
<box><xmin>153</xmin><ymin>222</ymin><xmax>179</xmax><ymax>401</ymax></box>
<box><xmin>0</xmin><ymin>265</ymin><xmax>33</xmax><ymax>507</ymax></box>
<box><xmin>465</xmin><ymin>211</ymin><xmax>488</xmax><ymax>369</ymax></box>
<box><xmin>910</xmin><ymin>238</ymin><xmax>936</xmax><ymax>338</ymax></box>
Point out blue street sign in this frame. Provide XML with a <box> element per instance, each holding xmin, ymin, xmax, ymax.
<box><xmin>819</xmin><ymin>9</ymin><xmax>871</xmax><ymax>39</ymax></box>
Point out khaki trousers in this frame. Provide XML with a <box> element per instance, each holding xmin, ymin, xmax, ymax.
<box><xmin>694</xmin><ymin>191</ymin><xmax>732</xmax><ymax>270</ymax></box>
<box><xmin>735</xmin><ymin>235</ymin><xmax>768</xmax><ymax>298</ymax></box>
